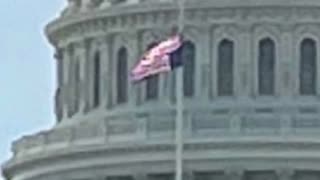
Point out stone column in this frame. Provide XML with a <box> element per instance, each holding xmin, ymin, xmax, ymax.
<box><xmin>98</xmin><ymin>36</ymin><xmax>110</xmax><ymax>110</ymax></box>
<box><xmin>61</xmin><ymin>45</ymin><xmax>72</xmax><ymax>119</ymax></box>
<box><xmin>54</xmin><ymin>48</ymin><xmax>64</xmax><ymax>122</ymax></box>
<box><xmin>75</xmin><ymin>41</ymin><xmax>87</xmax><ymax>113</ymax></box>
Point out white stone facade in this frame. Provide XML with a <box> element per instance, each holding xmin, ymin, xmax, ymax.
<box><xmin>4</xmin><ymin>0</ymin><xmax>320</xmax><ymax>180</ymax></box>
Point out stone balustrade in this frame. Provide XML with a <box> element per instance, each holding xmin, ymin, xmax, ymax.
<box><xmin>11</xmin><ymin>100</ymin><xmax>320</xmax><ymax>158</ymax></box>
<box><xmin>62</xmin><ymin>0</ymin><xmax>174</xmax><ymax>16</ymax></box>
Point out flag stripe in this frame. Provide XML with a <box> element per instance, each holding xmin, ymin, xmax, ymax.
<box><xmin>131</xmin><ymin>35</ymin><xmax>183</xmax><ymax>82</ymax></box>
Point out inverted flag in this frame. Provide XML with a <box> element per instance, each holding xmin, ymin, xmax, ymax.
<box><xmin>130</xmin><ymin>34</ymin><xmax>183</xmax><ymax>82</ymax></box>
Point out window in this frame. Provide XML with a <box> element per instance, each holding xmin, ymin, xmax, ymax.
<box><xmin>145</xmin><ymin>42</ymin><xmax>159</xmax><ymax>101</ymax></box>
<box><xmin>93</xmin><ymin>51</ymin><xmax>101</xmax><ymax>107</ymax></box>
<box><xmin>117</xmin><ymin>47</ymin><xmax>128</xmax><ymax>104</ymax></box>
<box><xmin>74</xmin><ymin>61</ymin><xmax>80</xmax><ymax>112</ymax></box>
<box><xmin>217</xmin><ymin>39</ymin><xmax>234</xmax><ymax>96</ymax></box>
<box><xmin>182</xmin><ymin>41</ymin><xmax>196</xmax><ymax>97</ymax></box>
<box><xmin>300</xmin><ymin>38</ymin><xmax>317</xmax><ymax>95</ymax></box>
<box><xmin>258</xmin><ymin>38</ymin><xmax>275</xmax><ymax>95</ymax></box>
<box><xmin>146</xmin><ymin>75</ymin><xmax>159</xmax><ymax>100</ymax></box>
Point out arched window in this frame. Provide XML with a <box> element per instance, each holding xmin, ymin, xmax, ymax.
<box><xmin>258</xmin><ymin>38</ymin><xmax>275</xmax><ymax>95</ymax></box>
<box><xmin>146</xmin><ymin>42</ymin><xmax>159</xmax><ymax>101</ymax></box>
<box><xmin>146</xmin><ymin>75</ymin><xmax>159</xmax><ymax>100</ymax></box>
<box><xmin>74</xmin><ymin>60</ymin><xmax>80</xmax><ymax>112</ymax></box>
<box><xmin>93</xmin><ymin>51</ymin><xmax>101</xmax><ymax>108</ymax></box>
<box><xmin>217</xmin><ymin>39</ymin><xmax>234</xmax><ymax>96</ymax></box>
<box><xmin>182</xmin><ymin>41</ymin><xmax>196</xmax><ymax>97</ymax></box>
<box><xmin>117</xmin><ymin>47</ymin><xmax>128</xmax><ymax>104</ymax></box>
<box><xmin>300</xmin><ymin>38</ymin><xmax>317</xmax><ymax>95</ymax></box>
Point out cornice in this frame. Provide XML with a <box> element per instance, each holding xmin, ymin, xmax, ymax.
<box><xmin>6</xmin><ymin>138</ymin><xmax>320</xmax><ymax>180</ymax></box>
<box><xmin>47</xmin><ymin>5</ymin><xmax>320</xmax><ymax>48</ymax></box>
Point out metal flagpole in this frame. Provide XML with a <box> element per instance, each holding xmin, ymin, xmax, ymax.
<box><xmin>175</xmin><ymin>0</ymin><xmax>185</xmax><ymax>180</ymax></box>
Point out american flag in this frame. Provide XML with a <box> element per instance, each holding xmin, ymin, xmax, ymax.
<box><xmin>131</xmin><ymin>34</ymin><xmax>183</xmax><ymax>82</ymax></box>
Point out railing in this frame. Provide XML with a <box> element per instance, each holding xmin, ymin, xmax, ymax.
<box><xmin>11</xmin><ymin>100</ymin><xmax>320</xmax><ymax>158</ymax></box>
<box><xmin>61</xmin><ymin>0</ymin><xmax>174</xmax><ymax>16</ymax></box>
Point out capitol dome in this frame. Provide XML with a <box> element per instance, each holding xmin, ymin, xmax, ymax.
<box><xmin>4</xmin><ymin>0</ymin><xmax>320</xmax><ymax>179</ymax></box>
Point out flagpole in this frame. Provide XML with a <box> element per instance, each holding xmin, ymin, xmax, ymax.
<box><xmin>175</xmin><ymin>0</ymin><xmax>185</xmax><ymax>180</ymax></box>
<box><xmin>175</xmin><ymin>67</ymin><xmax>183</xmax><ymax>180</ymax></box>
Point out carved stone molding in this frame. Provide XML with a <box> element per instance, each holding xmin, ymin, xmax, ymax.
<box><xmin>47</xmin><ymin>5</ymin><xmax>320</xmax><ymax>48</ymax></box>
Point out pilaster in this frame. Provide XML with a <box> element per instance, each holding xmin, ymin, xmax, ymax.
<box><xmin>237</xmin><ymin>23</ymin><xmax>252</xmax><ymax>97</ymax></box>
<box><xmin>211</xmin><ymin>26</ymin><xmax>218</xmax><ymax>100</ymax></box>
<box><xmin>194</xmin><ymin>28</ymin><xmax>203</xmax><ymax>101</ymax></box>
<box><xmin>83</xmin><ymin>38</ymin><xmax>94</xmax><ymax>113</ymax></box>
<box><xmin>279</xmin><ymin>24</ymin><xmax>294</xmax><ymax>98</ymax></box>
<box><xmin>74</xmin><ymin>40</ymin><xmax>87</xmax><ymax>114</ymax></box>
<box><xmin>98</xmin><ymin>36</ymin><xmax>110</xmax><ymax>110</ymax></box>
<box><xmin>127</xmin><ymin>31</ymin><xmax>140</xmax><ymax>107</ymax></box>
<box><xmin>292</xmin><ymin>29</ymin><xmax>300</xmax><ymax>97</ymax></box>
<box><xmin>61</xmin><ymin>45</ymin><xmax>71</xmax><ymax>119</ymax></box>
<box><xmin>198</xmin><ymin>26</ymin><xmax>211</xmax><ymax>101</ymax></box>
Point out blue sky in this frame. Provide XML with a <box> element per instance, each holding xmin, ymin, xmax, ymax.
<box><xmin>0</xmin><ymin>0</ymin><xmax>65</xmax><ymax>179</ymax></box>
